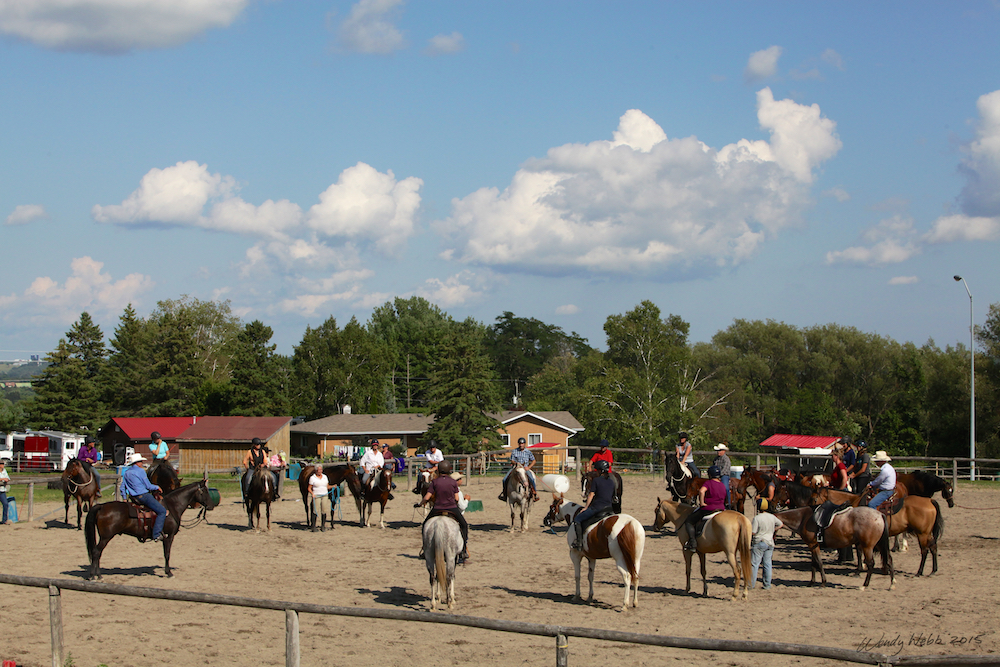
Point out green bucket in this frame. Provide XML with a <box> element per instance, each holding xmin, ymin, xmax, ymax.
<box><xmin>208</xmin><ymin>488</ymin><xmax>221</xmax><ymax>508</ymax></box>
<box><xmin>466</xmin><ymin>499</ymin><xmax>484</xmax><ymax>512</ymax></box>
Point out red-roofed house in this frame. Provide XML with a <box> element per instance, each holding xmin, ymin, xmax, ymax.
<box><xmin>176</xmin><ymin>416</ymin><xmax>293</xmax><ymax>471</ymax></box>
<box><xmin>98</xmin><ymin>417</ymin><xmax>199</xmax><ymax>465</ymax></box>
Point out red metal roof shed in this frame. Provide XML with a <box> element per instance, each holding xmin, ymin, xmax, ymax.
<box><xmin>758</xmin><ymin>434</ymin><xmax>840</xmax><ymax>450</ymax></box>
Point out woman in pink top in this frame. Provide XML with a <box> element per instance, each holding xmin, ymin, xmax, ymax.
<box><xmin>680</xmin><ymin>465</ymin><xmax>728</xmax><ymax>552</ymax></box>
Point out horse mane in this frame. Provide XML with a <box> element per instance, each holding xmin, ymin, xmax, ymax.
<box><xmin>910</xmin><ymin>470</ymin><xmax>946</xmax><ymax>493</ymax></box>
<box><xmin>783</xmin><ymin>480</ymin><xmax>814</xmax><ymax>507</ymax></box>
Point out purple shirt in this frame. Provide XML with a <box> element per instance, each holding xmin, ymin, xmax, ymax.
<box><xmin>428</xmin><ymin>476</ymin><xmax>460</xmax><ymax>511</ymax></box>
<box><xmin>78</xmin><ymin>444</ymin><xmax>98</xmax><ymax>464</ymax></box>
<box><xmin>702</xmin><ymin>479</ymin><xmax>728</xmax><ymax>512</ymax></box>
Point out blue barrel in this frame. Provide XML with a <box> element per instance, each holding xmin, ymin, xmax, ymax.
<box><xmin>8</xmin><ymin>498</ymin><xmax>17</xmax><ymax>523</ymax></box>
<box><xmin>288</xmin><ymin>462</ymin><xmax>301</xmax><ymax>480</ymax></box>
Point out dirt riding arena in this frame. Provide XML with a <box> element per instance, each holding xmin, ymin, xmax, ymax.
<box><xmin>1</xmin><ymin>475</ymin><xmax>997</xmax><ymax>666</ymax></box>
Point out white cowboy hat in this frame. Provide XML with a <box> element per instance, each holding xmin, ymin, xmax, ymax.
<box><xmin>449</xmin><ymin>472</ymin><xmax>464</xmax><ymax>481</ymax></box>
<box><xmin>872</xmin><ymin>450</ymin><xmax>892</xmax><ymax>462</ymax></box>
<box><xmin>713</xmin><ymin>443</ymin><xmax>729</xmax><ymax>451</ymax></box>
<box><xmin>126</xmin><ymin>453</ymin><xmax>147</xmax><ymax>465</ymax></box>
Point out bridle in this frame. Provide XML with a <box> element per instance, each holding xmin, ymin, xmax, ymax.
<box><xmin>64</xmin><ymin>462</ymin><xmax>96</xmax><ymax>494</ymax></box>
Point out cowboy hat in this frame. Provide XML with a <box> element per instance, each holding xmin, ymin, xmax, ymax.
<box><xmin>713</xmin><ymin>443</ymin><xmax>729</xmax><ymax>451</ymax></box>
<box><xmin>449</xmin><ymin>472</ymin><xmax>464</xmax><ymax>481</ymax></box>
<box><xmin>126</xmin><ymin>453</ymin><xmax>147</xmax><ymax>465</ymax></box>
<box><xmin>872</xmin><ymin>450</ymin><xmax>892</xmax><ymax>462</ymax></box>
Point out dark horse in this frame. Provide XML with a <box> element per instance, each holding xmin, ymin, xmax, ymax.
<box><xmin>898</xmin><ymin>471</ymin><xmax>955</xmax><ymax>508</ymax></box>
<box><xmin>84</xmin><ymin>478</ymin><xmax>214</xmax><ymax>580</ymax></box>
<box><xmin>62</xmin><ymin>458</ymin><xmax>101</xmax><ymax>530</ymax></box>
<box><xmin>361</xmin><ymin>466</ymin><xmax>392</xmax><ymax>528</ymax></box>
<box><xmin>245</xmin><ymin>466</ymin><xmax>276</xmax><ymax>531</ymax></box>
<box><xmin>298</xmin><ymin>463</ymin><xmax>364</xmax><ymax>527</ymax></box>
<box><xmin>581</xmin><ymin>469</ymin><xmax>623</xmax><ymax>514</ymax></box>
<box><xmin>664</xmin><ymin>455</ymin><xmax>696</xmax><ymax>501</ymax></box>
<box><xmin>146</xmin><ymin>460</ymin><xmax>182</xmax><ymax>493</ymax></box>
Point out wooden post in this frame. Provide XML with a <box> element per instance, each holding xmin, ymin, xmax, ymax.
<box><xmin>465</xmin><ymin>455</ymin><xmax>471</xmax><ymax>486</ymax></box>
<box><xmin>659</xmin><ymin>449</ymin><xmax>666</xmax><ymax>480</ymax></box>
<box><xmin>285</xmin><ymin>608</ymin><xmax>300</xmax><ymax>667</ymax></box>
<box><xmin>756</xmin><ymin>454</ymin><xmax>761</xmax><ymax>468</ymax></box>
<box><xmin>575</xmin><ymin>448</ymin><xmax>581</xmax><ymax>484</ymax></box>
<box><xmin>48</xmin><ymin>585</ymin><xmax>63</xmax><ymax>667</ymax></box>
<box><xmin>407</xmin><ymin>458</ymin><xmax>413</xmax><ymax>491</ymax></box>
<box><xmin>556</xmin><ymin>633</ymin><xmax>568</xmax><ymax>667</ymax></box>
<box><xmin>27</xmin><ymin>482</ymin><xmax>34</xmax><ymax>522</ymax></box>
<box><xmin>953</xmin><ymin>459</ymin><xmax>958</xmax><ymax>489</ymax></box>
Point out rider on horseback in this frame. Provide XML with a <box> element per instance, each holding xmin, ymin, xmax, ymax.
<box><xmin>78</xmin><ymin>436</ymin><xmax>102</xmax><ymax>498</ymax></box>
<box><xmin>149</xmin><ymin>431</ymin><xmax>170</xmax><ymax>462</ymax></box>
<box><xmin>359</xmin><ymin>440</ymin><xmax>393</xmax><ymax>500</ymax></box>
<box><xmin>571</xmin><ymin>459</ymin><xmax>615</xmax><ymax>551</ymax></box>
<box><xmin>417</xmin><ymin>460</ymin><xmax>470</xmax><ymax>564</ymax></box>
<box><xmin>121</xmin><ymin>453</ymin><xmax>166</xmax><ymax>542</ymax></box>
<box><xmin>680</xmin><ymin>465</ymin><xmax>727</xmax><ymax>552</ymax></box>
<box><xmin>242</xmin><ymin>438</ymin><xmax>280</xmax><ymax>500</ymax></box>
<box><xmin>498</xmin><ymin>438</ymin><xmax>539</xmax><ymax>502</ymax></box>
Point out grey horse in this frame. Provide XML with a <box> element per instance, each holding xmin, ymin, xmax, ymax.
<box><xmin>423</xmin><ymin>514</ymin><xmax>464</xmax><ymax>610</ymax></box>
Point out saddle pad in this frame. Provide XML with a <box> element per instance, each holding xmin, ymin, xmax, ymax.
<box><xmin>813</xmin><ymin>501</ymin><xmax>851</xmax><ymax>529</ymax></box>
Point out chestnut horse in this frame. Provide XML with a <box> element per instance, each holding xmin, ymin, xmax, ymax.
<box><xmin>297</xmin><ymin>463</ymin><xmax>364</xmax><ymax>527</ymax></box>
<box><xmin>84</xmin><ymin>478</ymin><xmax>214</xmax><ymax>580</ymax></box>
<box><xmin>361</xmin><ymin>466</ymin><xmax>392</xmax><ymax>528</ymax></box>
<box><xmin>775</xmin><ymin>505</ymin><xmax>894</xmax><ymax>590</ymax></box>
<box><xmin>581</xmin><ymin>469</ymin><xmax>623</xmax><ymax>514</ymax></box>
<box><xmin>62</xmin><ymin>459</ymin><xmax>101</xmax><ymax>530</ymax></box>
<box><xmin>544</xmin><ymin>496</ymin><xmax>645</xmax><ymax>611</ymax></box>
<box><xmin>653</xmin><ymin>498</ymin><xmax>752</xmax><ymax>600</ymax></box>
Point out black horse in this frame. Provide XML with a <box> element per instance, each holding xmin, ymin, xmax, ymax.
<box><xmin>898</xmin><ymin>471</ymin><xmax>955</xmax><ymax>508</ymax></box>
<box><xmin>664</xmin><ymin>455</ymin><xmax>694</xmax><ymax>501</ymax></box>
<box><xmin>147</xmin><ymin>460</ymin><xmax>182</xmax><ymax>493</ymax></box>
<box><xmin>85</xmin><ymin>478</ymin><xmax>214</xmax><ymax>580</ymax></box>
<box><xmin>297</xmin><ymin>463</ymin><xmax>364</xmax><ymax>527</ymax></box>
<box><xmin>245</xmin><ymin>466</ymin><xmax>276</xmax><ymax>531</ymax></box>
<box><xmin>581</xmin><ymin>469</ymin><xmax>623</xmax><ymax>514</ymax></box>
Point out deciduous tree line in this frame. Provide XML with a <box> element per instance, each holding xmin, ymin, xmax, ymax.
<box><xmin>10</xmin><ymin>296</ymin><xmax>999</xmax><ymax>458</ymax></box>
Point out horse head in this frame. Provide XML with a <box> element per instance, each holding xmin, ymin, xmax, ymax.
<box><xmin>942</xmin><ymin>480</ymin><xmax>955</xmax><ymax>508</ymax></box>
<box><xmin>653</xmin><ymin>498</ymin><xmax>673</xmax><ymax>532</ymax></box>
<box><xmin>542</xmin><ymin>495</ymin><xmax>564</xmax><ymax>526</ymax></box>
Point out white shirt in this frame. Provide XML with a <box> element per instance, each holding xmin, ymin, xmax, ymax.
<box><xmin>360</xmin><ymin>448</ymin><xmax>384</xmax><ymax>473</ymax></box>
<box><xmin>425</xmin><ymin>449</ymin><xmax>444</xmax><ymax>465</ymax></box>
<box><xmin>871</xmin><ymin>462</ymin><xmax>897</xmax><ymax>491</ymax></box>
<box><xmin>0</xmin><ymin>468</ymin><xmax>9</xmax><ymax>493</ymax></box>
<box><xmin>309</xmin><ymin>472</ymin><xmax>330</xmax><ymax>497</ymax></box>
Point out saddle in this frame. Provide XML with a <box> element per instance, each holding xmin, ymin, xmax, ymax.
<box><xmin>579</xmin><ymin>506</ymin><xmax>614</xmax><ymax>533</ymax></box>
<box><xmin>693</xmin><ymin>511</ymin><xmax>722</xmax><ymax>540</ymax></box>
<box><xmin>813</xmin><ymin>500</ymin><xmax>852</xmax><ymax>544</ymax></box>
<box><xmin>874</xmin><ymin>493</ymin><xmax>904</xmax><ymax>516</ymax></box>
<box><xmin>126</xmin><ymin>502</ymin><xmax>158</xmax><ymax>541</ymax></box>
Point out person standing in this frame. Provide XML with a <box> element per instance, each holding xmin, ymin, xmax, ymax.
<box><xmin>498</xmin><ymin>437</ymin><xmax>539</xmax><ymax>502</ymax></box>
<box><xmin>713</xmin><ymin>443</ymin><xmax>732</xmax><ymax>508</ymax></box>
<box><xmin>750</xmin><ymin>510</ymin><xmax>784</xmax><ymax>589</ymax></box>
<box><xmin>148</xmin><ymin>432</ymin><xmax>169</xmax><ymax>461</ymax></box>
<box><xmin>0</xmin><ymin>460</ymin><xmax>12</xmax><ymax>524</ymax></box>
<box><xmin>841</xmin><ymin>439</ymin><xmax>856</xmax><ymax>479</ymax></box>
<box><xmin>78</xmin><ymin>436</ymin><xmax>102</xmax><ymax>498</ymax></box>
<box><xmin>850</xmin><ymin>443</ymin><xmax>872</xmax><ymax>494</ymax></box>
<box><xmin>676</xmin><ymin>432</ymin><xmax>699</xmax><ymax>479</ymax></box>
<box><xmin>866</xmin><ymin>451</ymin><xmax>897</xmax><ymax>509</ymax></box>
<box><xmin>308</xmin><ymin>465</ymin><xmax>331</xmax><ymax>532</ymax></box>
<box><xmin>831</xmin><ymin>451</ymin><xmax>850</xmax><ymax>491</ymax></box>
<box><xmin>121</xmin><ymin>453</ymin><xmax>166</xmax><ymax>542</ymax></box>
<box><xmin>589</xmin><ymin>439</ymin><xmax>614</xmax><ymax>472</ymax></box>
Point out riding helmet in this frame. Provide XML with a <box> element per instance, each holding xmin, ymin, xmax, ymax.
<box><xmin>678</xmin><ymin>432</ymin><xmax>689</xmax><ymax>441</ymax></box>
<box><xmin>150</xmin><ymin>431</ymin><xmax>161</xmax><ymax>440</ymax></box>
<box><xmin>517</xmin><ymin>437</ymin><xmax>526</xmax><ymax>445</ymax></box>
<box><xmin>595</xmin><ymin>460</ymin><xmax>610</xmax><ymax>473</ymax></box>
<box><xmin>438</xmin><ymin>460</ymin><xmax>453</xmax><ymax>475</ymax></box>
<box><xmin>708</xmin><ymin>465</ymin><xmax>721</xmax><ymax>478</ymax></box>
<box><xmin>252</xmin><ymin>437</ymin><xmax>263</xmax><ymax>446</ymax></box>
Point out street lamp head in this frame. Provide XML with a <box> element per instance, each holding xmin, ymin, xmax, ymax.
<box><xmin>954</xmin><ymin>275</ymin><xmax>962</xmax><ymax>281</ymax></box>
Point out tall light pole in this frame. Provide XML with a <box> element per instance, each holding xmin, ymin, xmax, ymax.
<box><xmin>954</xmin><ymin>275</ymin><xmax>976</xmax><ymax>481</ymax></box>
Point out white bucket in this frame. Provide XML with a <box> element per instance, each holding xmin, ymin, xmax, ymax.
<box><xmin>537</xmin><ymin>474</ymin><xmax>570</xmax><ymax>495</ymax></box>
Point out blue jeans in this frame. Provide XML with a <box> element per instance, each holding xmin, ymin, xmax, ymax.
<box><xmin>0</xmin><ymin>491</ymin><xmax>9</xmax><ymax>523</ymax></box>
<box><xmin>720</xmin><ymin>475</ymin><xmax>730</xmax><ymax>507</ymax></box>
<box><xmin>133</xmin><ymin>492</ymin><xmax>166</xmax><ymax>538</ymax></box>
<box><xmin>868</xmin><ymin>488</ymin><xmax>894</xmax><ymax>509</ymax></box>
<box><xmin>750</xmin><ymin>540</ymin><xmax>774</xmax><ymax>589</ymax></box>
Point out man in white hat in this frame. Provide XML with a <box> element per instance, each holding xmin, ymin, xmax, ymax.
<box><xmin>866</xmin><ymin>450</ymin><xmax>897</xmax><ymax>509</ymax></box>
<box><xmin>712</xmin><ymin>443</ymin><xmax>732</xmax><ymax>509</ymax></box>
<box><xmin>121</xmin><ymin>453</ymin><xmax>167</xmax><ymax>542</ymax></box>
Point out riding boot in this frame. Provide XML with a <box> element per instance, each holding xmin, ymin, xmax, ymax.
<box><xmin>321</xmin><ymin>515</ymin><xmax>327</xmax><ymax>532</ymax></box>
<box><xmin>311</xmin><ymin>515</ymin><xmax>319</xmax><ymax>533</ymax></box>
<box><xmin>498</xmin><ymin>492</ymin><xmax>507</xmax><ymax>502</ymax></box>
<box><xmin>388</xmin><ymin>493</ymin><xmax>395</xmax><ymax>501</ymax></box>
<box><xmin>684</xmin><ymin>538</ymin><xmax>698</xmax><ymax>552</ymax></box>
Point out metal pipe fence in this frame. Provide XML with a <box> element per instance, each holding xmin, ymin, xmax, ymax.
<box><xmin>1</xmin><ymin>573</ymin><xmax>992</xmax><ymax>667</ymax></box>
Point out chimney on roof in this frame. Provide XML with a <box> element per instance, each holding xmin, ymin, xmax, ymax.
<box><xmin>192</xmin><ymin>416</ymin><xmax>197</xmax><ymax>424</ymax></box>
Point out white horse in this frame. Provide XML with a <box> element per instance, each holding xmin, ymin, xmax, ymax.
<box><xmin>543</xmin><ymin>496</ymin><xmax>645</xmax><ymax>611</ymax></box>
<box><xmin>422</xmin><ymin>515</ymin><xmax>464</xmax><ymax>610</ymax></box>
<box><xmin>505</xmin><ymin>464</ymin><xmax>533</xmax><ymax>533</ymax></box>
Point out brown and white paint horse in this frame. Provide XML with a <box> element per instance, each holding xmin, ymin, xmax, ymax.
<box><xmin>544</xmin><ymin>495</ymin><xmax>645</xmax><ymax>611</ymax></box>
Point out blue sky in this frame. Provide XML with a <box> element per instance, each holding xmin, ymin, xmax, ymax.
<box><xmin>2</xmin><ymin>1</ymin><xmax>999</xmax><ymax>359</ymax></box>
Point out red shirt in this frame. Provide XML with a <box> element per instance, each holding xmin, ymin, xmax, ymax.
<box><xmin>833</xmin><ymin>461</ymin><xmax>849</xmax><ymax>489</ymax></box>
<box><xmin>590</xmin><ymin>449</ymin><xmax>613</xmax><ymax>468</ymax></box>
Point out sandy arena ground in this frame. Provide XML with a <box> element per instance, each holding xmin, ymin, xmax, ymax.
<box><xmin>0</xmin><ymin>474</ymin><xmax>997</xmax><ymax>667</ymax></box>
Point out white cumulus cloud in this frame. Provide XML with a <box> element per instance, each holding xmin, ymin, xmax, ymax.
<box><xmin>555</xmin><ymin>304</ymin><xmax>580</xmax><ymax>315</ymax></box>
<box><xmin>924</xmin><ymin>214</ymin><xmax>1000</xmax><ymax>243</ymax></box>
<box><xmin>337</xmin><ymin>0</ymin><xmax>405</xmax><ymax>54</ymax></box>
<box><xmin>826</xmin><ymin>216</ymin><xmax>921</xmax><ymax>266</ymax></box>
<box><xmin>426</xmin><ymin>31</ymin><xmax>464</xmax><ymax>55</ymax></box>
<box><xmin>889</xmin><ymin>276</ymin><xmax>918</xmax><ymax>285</ymax></box>
<box><xmin>437</xmin><ymin>90</ymin><xmax>840</xmax><ymax>277</ymax></box>
<box><xmin>745</xmin><ymin>46</ymin><xmax>782</xmax><ymax>82</ymax></box>
<box><xmin>417</xmin><ymin>272</ymin><xmax>484</xmax><ymax>307</ymax></box>
<box><xmin>0</xmin><ymin>0</ymin><xmax>248</xmax><ymax>53</ymax></box>
<box><xmin>956</xmin><ymin>89</ymin><xmax>1000</xmax><ymax>218</ymax></box>
<box><xmin>6</xmin><ymin>204</ymin><xmax>48</xmax><ymax>225</ymax></box>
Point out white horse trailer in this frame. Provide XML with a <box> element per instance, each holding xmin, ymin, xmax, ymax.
<box><xmin>37</xmin><ymin>430</ymin><xmax>86</xmax><ymax>470</ymax></box>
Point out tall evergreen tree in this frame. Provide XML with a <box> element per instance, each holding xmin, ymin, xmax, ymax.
<box><xmin>28</xmin><ymin>339</ymin><xmax>101</xmax><ymax>431</ymax></box>
<box><xmin>424</xmin><ymin>320</ymin><xmax>504</xmax><ymax>454</ymax></box>
<box><xmin>101</xmin><ymin>304</ymin><xmax>151</xmax><ymax>416</ymax></box>
<box><xmin>228</xmin><ymin>320</ymin><xmax>289</xmax><ymax>416</ymax></box>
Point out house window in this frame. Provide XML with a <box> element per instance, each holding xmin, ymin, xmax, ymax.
<box><xmin>528</xmin><ymin>433</ymin><xmax>542</xmax><ymax>446</ymax></box>
<box><xmin>501</xmin><ymin>434</ymin><xmax>510</xmax><ymax>448</ymax></box>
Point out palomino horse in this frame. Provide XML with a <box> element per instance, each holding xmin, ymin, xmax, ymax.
<box><xmin>245</xmin><ymin>466</ymin><xmax>276</xmax><ymax>531</ymax></box>
<box><xmin>504</xmin><ymin>463</ymin><xmax>533</xmax><ymax>532</ymax></box>
<box><xmin>147</xmin><ymin>460</ymin><xmax>182</xmax><ymax>493</ymax></box>
<box><xmin>423</xmin><ymin>514</ymin><xmax>464</xmax><ymax>610</ymax></box>
<box><xmin>361</xmin><ymin>466</ymin><xmax>392</xmax><ymax>528</ymax></box>
<box><xmin>544</xmin><ymin>496</ymin><xmax>644</xmax><ymax>611</ymax></box>
<box><xmin>775</xmin><ymin>506</ymin><xmax>894</xmax><ymax>590</ymax></box>
<box><xmin>581</xmin><ymin>469</ymin><xmax>623</xmax><ymax>514</ymax></box>
<box><xmin>85</xmin><ymin>478</ymin><xmax>214</xmax><ymax>580</ymax></box>
<box><xmin>298</xmin><ymin>463</ymin><xmax>364</xmax><ymax>527</ymax></box>
<box><xmin>62</xmin><ymin>458</ymin><xmax>101</xmax><ymax>530</ymax></box>
<box><xmin>653</xmin><ymin>498</ymin><xmax>751</xmax><ymax>600</ymax></box>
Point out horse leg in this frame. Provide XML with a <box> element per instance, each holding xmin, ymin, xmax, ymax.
<box><xmin>508</xmin><ymin>503</ymin><xmax>516</xmax><ymax>533</ymax></box>
<box><xmin>76</xmin><ymin>496</ymin><xmax>84</xmax><ymax>530</ymax></box>
<box><xmin>163</xmin><ymin>534</ymin><xmax>175</xmax><ymax>577</ymax></box>
<box><xmin>571</xmin><ymin>551</ymin><xmax>583</xmax><ymax>602</ymax></box>
<box><xmin>64</xmin><ymin>492</ymin><xmax>71</xmax><ymax>525</ymax></box>
<box><xmin>725</xmin><ymin>548</ymin><xmax>741</xmax><ymax>601</ymax></box>
<box><xmin>586</xmin><ymin>558</ymin><xmax>596</xmax><ymax>603</ymax></box>
<box><xmin>810</xmin><ymin>546</ymin><xmax>827</xmax><ymax>586</ymax></box>
<box><xmin>90</xmin><ymin>535</ymin><xmax>113</xmax><ymax>581</ymax></box>
<box><xmin>379</xmin><ymin>500</ymin><xmax>386</xmax><ymax>529</ymax></box>
<box><xmin>615</xmin><ymin>559</ymin><xmax>633</xmax><ymax>611</ymax></box>
<box><xmin>266</xmin><ymin>501</ymin><xmax>271</xmax><ymax>532</ymax></box>
<box><xmin>683</xmin><ymin>546</ymin><xmax>694</xmax><ymax>593</ymax></box>
<box><xmin>699</xmin><ymin>552</ymin><xmax>708</xmax><ymax>597</ymax></box>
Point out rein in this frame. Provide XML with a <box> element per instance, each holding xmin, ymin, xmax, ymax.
<box><xmin>65</xmin><ymin>466</ymin><xmax>95</xmax><ymax>494</ymax></box>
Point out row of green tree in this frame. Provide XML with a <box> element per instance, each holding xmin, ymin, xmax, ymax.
<box><xmin>6</xmin><ymin>296</ymin><xmax>998</xmax><ymax>458</ymax></box>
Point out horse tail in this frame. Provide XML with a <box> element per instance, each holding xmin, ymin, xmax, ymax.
<box><xmin>617</xmin><ymin>519</ymin><xmax>642</xmax><ymax>581</ymax></box>
<box><xmin>878</xmin><ymin>513</ymin><xmax>891</xmax><ymax>562</ymax></box>
<box><xmin>931</xmin><ymin>499</ymin><xmax>944</xmax><ymax>542</ymax></box>
<box><xmin>85</xmin><ymin>504</ymin><xmax>99</xmax><ymax>560</ymax></box>
<box><xmin>434</xmin><ymin>538</ymin><xmax>448</xmax><ymax>601</ymax></box>
<box><xmin>738</xmin><ymin>515</ymin><xmax>752</xmax><ymax>586</ymax></box>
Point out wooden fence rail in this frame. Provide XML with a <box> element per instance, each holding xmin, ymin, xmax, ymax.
<box><xmin>0</xmin><ymin>573</ymin><xmax>993</xmax><ymax>667</ymax></box>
